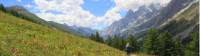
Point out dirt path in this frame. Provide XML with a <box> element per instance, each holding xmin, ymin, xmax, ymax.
<box><xmin>130</xmin><ymin>54</ymin><xmax>136</xmax><ymax>56</ymax></box>
<box><xmin>126</xmin><ymin>54</ymin><xmax>136</xmax><ymax>56</ymax></box>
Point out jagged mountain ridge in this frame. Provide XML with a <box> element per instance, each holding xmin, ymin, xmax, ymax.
<box><xmin>101</xmin><ymin>0</ymin><xmax>198</xmax><ymax>39</ymax></box>
<box><xmin>101</xmin><ymin>4</ymin><xmax>161</xmax><ymax>37</ymax></box>
<box><xmin>123</xmin><ymin>0</ymin><xmax>196</xmax><ymax>37</ymax></box>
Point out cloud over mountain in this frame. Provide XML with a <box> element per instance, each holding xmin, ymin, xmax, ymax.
<box><xmin>31</xmin><ymin>0</ymin><xmax>171</xmax><ymax>30</ymax></box>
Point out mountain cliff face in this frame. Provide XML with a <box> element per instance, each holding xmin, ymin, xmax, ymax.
<box><xmin>101</xmin><ymin>10</ymin><xmax>135</xmax><ymax>37</ymax></box>
<box><xmin>101</xmin><ymin>0</ymin><xmax>198</xmax><ymax>38</ymax></box>
<box><xmin>101</xmin><ymin>4</ymin><xmax>160</xmax><ymax>37</ymax></box>
<box><xmin>123</xmin><ymin>0</ymin><xmax>197</xmax><ymax>37</ymax></box>
<box><xmin>159</xmin><ymin>1</ymin><xmax>199</xmax><ymax>40</ymax></box>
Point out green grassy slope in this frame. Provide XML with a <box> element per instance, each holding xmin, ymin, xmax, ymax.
<box><xmin>0</xmin><ymin>11</ymin><xmax>126</xmax><ymax>56</ymax></box>
<box><xmin>6</xmin><ymin>6</ymin><xmax>91</xmax><ymax>37</ymax></box>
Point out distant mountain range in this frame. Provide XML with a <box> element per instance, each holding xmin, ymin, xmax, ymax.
<box><xmin>101</xmin><ymin>0</ymin><xmax>198</xmax><ymax>40</ymax></box>
<box><xmin>47</xmin><ymin>21</ymin><xmax>96</xmax><ymax>36</ymax></box>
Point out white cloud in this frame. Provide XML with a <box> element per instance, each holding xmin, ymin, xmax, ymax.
<box><xmin>114</xmin><ymin>0</ymin><xmax>171</xmax><ymax>9</ymax></box>
<box><xmin>32</xmin><ymin>0</ymin><xmax>171</xmax><ymax>30</ymax></box>
<box><xmin>24</xmin><ymin>4</ymin><xmax>32</xmax><ymax>8</ymax></box>
<box><xmin>32</xmin><ymin>0</ymin><xmax>121</xmax><ymax>30</ymax></box>
<box><xmin>17</xmin><ymin>0</ymin><xmax>22</xmax><ymax>2</ymax></box>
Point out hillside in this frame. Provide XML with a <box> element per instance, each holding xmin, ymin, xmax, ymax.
<box><xmin>0</xmin><ymin>11</ymin><xmax>126</xmax><ymax>56</ymax></box>
<box><xmin>159</xmin><ymin>1</ymin><xmax>199</xmax><ymax>39</ymax></box>
<box><xmin>6</xmin><ymin>6</ymin><xmax>50</xmax><ymax>26</ymax></box>
<box><xmin>5</xmin><ymin>6</ymin><xmax>95</xmax><ymax>37</ymax></box>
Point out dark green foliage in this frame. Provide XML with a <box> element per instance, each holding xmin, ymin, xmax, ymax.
<box><xmin>105</xmin><ymin>35</ymin><xmax>112</xmax><ymax>46</ymax></box>
<box><xmin>184</xmin><ymin>32</ymin><xmax>199</xmax><ymax>56</ymax></box>
<box><xmin>127</xmin><ymin>35</ymin><xmax>139</xmax><ymax>52</ymax></box>
<box><xmin>142</xmin><ymin>28</ymin><xmax>198</xmax><ymax>56</ymax></box>
<box><xmin>89</xmin><ymin>32</ymin><xmax>104</xmax><ymax>43</ymax></box>
<box><xmin>173</xmin><ymin>38</ymin><xmax>184</xmax><ymax>56</ymax></box>
<box><xmin>104</xmin><ymin>35</ymin><xmax>128</xmax><ymax>50</ymax></box>
<box><xmin>143</xmin><ymin>29</ymin><xmax>185</xmax><ymax>56</ymax></box>
<box><xmin>162</xmin><ymin>20</ymin><xmax>177</xmax><ymax>32</ymax></box>
<box><xmin>157</xmin><ymin>32</ymin><xmax>174</xmax><ymax>56</ymax></box>
<box><xmin>91</xmin><ymin>28</ymin><xmax>198</xmax><ymax>56</ymax></box>
<box><xmin>89</xmin><ymin>27</ymin><xmax>199</xmax><ymax>56</ymax></box>
<box><xmin>161</xmin><ymin>19</ymin><xmax>191</xmax><ymax>36</ymax></box>
<box><xmin>95</xmin><ymin>32</ymin><xmax>104</xmax><ymax>43</ymax></box>
<box><xmin>111</xmin><ymin>35</ymin><xmax>127</xmax><ymax>50</ymax></box>
<box><xmin>143</xmin><ymin>28</ymin><xmax>159</xmax><ymax>54</ymax></box>
<box><xmin>0</xmin><ymin>4</ymin><xmax>6</xmax><ymax>12</ymax></box>
<box><xmin>5</xmin><ymin>6</ymin><xmax>52</xmax><ymax>27</ymax></box>
<box><xmin>7</xmin><ymin>10</ymin><xmax>33</xmax><ymax>22</ymax></box>
<box><xmin>6</xmin><ymin>8</ymin><xmax>43</xmax><ymax>25</ymax></box>
<box><xmin>90</xmin><ymin>34</ymin><xmax>95</xmax><ymax>40</ymax></box>
<box><xmin>110</xmin><ymin>35</ymin><xmax>121</xmax><ymax>49</ymax></box>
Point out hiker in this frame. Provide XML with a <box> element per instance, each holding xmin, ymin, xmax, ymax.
<box><xmin>125</xmin><ymin>43</ymin><xmax>133</xmax><ymax>55</ymax></box>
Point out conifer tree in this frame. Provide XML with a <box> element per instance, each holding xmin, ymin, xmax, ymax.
<box><xmin>94</xmin><ymin>32</ymin><xmax>104</xmax><ymax>43</ymax></box>
<box><xmin>127</xmin><ymin>35</ymin><xmax>139</xmax><ymax>52</ymax></box>
<box><xmin>173</xmin><ymin>38</ymin><xmax>183</xmax><ymax>56</ymax></box>
<box><xmin>90</xmin><ymin>33</ymin><xmax>95</xmax><ymax>40</ymax></box>
<box><xmin>105</xmin><ymin>35</ymin><xmax>112</xmax><ymax>46</ymax></box>
<box><xmin>89</xmin><ymin>32</ymin><xmax>104</xmax><ymax>43</ymax></box>
<box><xmin>157</xmin><ymin>32</ymin><xmax>174</xmax><ymax>56</ymax></box>
<box><xmin>111</xmin><ymin>35</ymin><xmax>127</xmax><ymax>50</ymax></box>
<box><xmin>184</xmin><ymin>32</ymin><xmax>199</xmax><ymax>56</ymax></box>
<box><xmin>0</xmin><ymin>4</ymin><xmax>6</xmax><ymax>12</ymax></box>
<box><xmin>143</xmin><ymin>28</ymin><xmax>159</xmax><ymax>54</ymax></box>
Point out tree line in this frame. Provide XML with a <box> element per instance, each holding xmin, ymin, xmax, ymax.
<box><xmin>89</xmin><ymin>28</ymin><xmax>199</xmax><ymax>56</ymax></box>
<box><xmin>0</xmin><ymin>4</ymin><xmax>6</xmax><ymax>12</ymax></box>
<box><xmin>0</xmin><ymin>4</ymin><xmax>28</xmax><ymax>19</ymax></box>
<box><xmin>0</xmin><ymin>4</ymin><xmax>41</xmax><ymax>24</ymax></box>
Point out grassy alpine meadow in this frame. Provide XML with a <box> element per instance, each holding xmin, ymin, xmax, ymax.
<box><xmin>0</xmin><ymin>11</ymin><xmax>126</xmax><ymax>56</ymax></box>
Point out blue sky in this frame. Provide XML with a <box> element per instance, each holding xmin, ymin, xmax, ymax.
<box><xmin>0</xmin><ymin>0</ymin><xmax>128</xmax><ymax>30</ymax></box>
<box><xmin>81</xmin><ymin>0</ymin><xmax>115</xmax><ymax>16</ymax></box>
<box><xmin>0</xmin><ymin>0</ymin><xmax>126</xmax><ymax>17</ymax></box>
<box><xmin>1</xmin><ymin>0</ymin><xmax>36</xmax><ymax>13</ymax></box>
<box><xmin>0</xmin><ymin>0</ymin><xmax>171</xmax><ymax>30</ymax></box>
